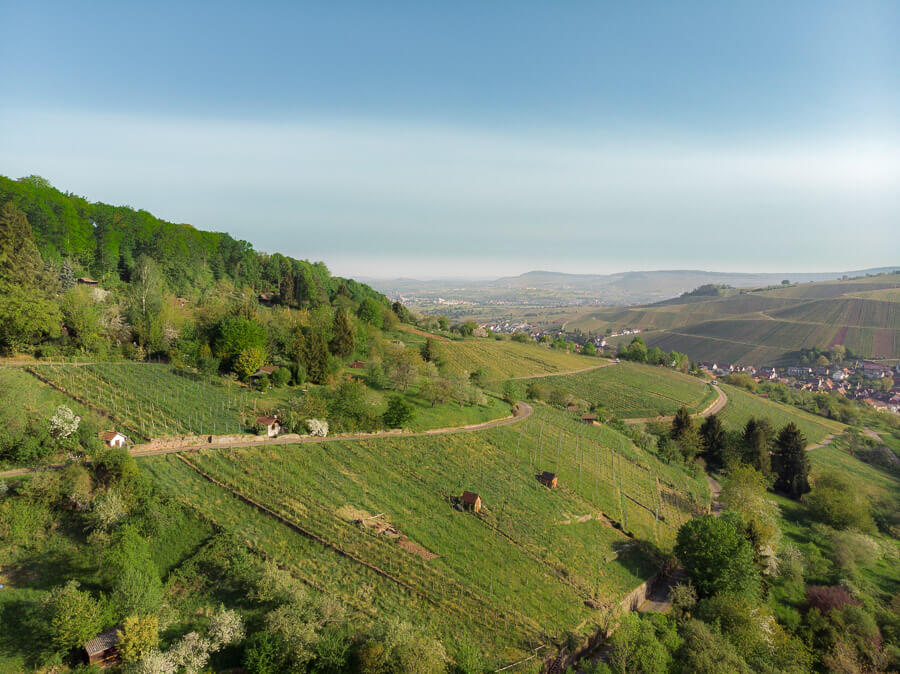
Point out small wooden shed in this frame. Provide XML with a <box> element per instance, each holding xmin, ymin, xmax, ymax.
<box><xmin>76</xmin><ymin>277</ymin><xmax>99</xmax><ymax>286</ymax></box>
<box><xmin>539</xmin><ymin>471</ymin><xmax>558</xmax><ymax>489</ymax></box>
<box><xmin>566</xmin><ymin>403</ymin><xmax>580</xmax><ymax>412</ymax></box>
<box><xmin>83</xmin><ymin>626</ymin><xmax>120</xmax><ymax>667</ymax></box>
<box><xmin>100</xmin><ymin>430</ymin><xmax>128</xmax><ymax>448</ymax></box>
<box><xmin>581</xmin><ymin>413</ymin><xmax>598</xmax><ymax>425</ymax></box>
<box><xmin>256</xmin><ymin>415</ymin><xmax>281</xmax><ymax>438</ymax></box>
<box><xmin>349</xmin><ymin>360</ymin><xmax>366</xmax><ymax>369</ymax></box>
<box><xmin>250</xmin><ymin>365</ymin><xmax>279</xmax><ymax>383</ymax></box>
<box><xmin>460</xmin><ymin>491</ymin><xmax>482</xmax><ymax>513</ymax></box>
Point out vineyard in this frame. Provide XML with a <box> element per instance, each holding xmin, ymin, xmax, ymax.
<box><xmin>140</xmin><ymin>405</ymin><xmax>708</xmax><ymax>664</ymax></box>
<box><xmin>404</xmin><ymin>335</ymin><xmax>598</xmax><ymax>379</ymax></box>
<box><xmin>514</xmin><ymin>362</ymin><xmax>716</xmax><ymax>419</ymax></box>
<box><xmin>717</xmin><ymin>383</ymin><xmax>845</xmax><ymax>445</ymax></box>
<box><xmin>768</xmin><ymin>297</ymin><xmax>900</xmax><ymax>330</ymax></box>
<box><xmin>28</xmin><ymin>363</ymin><xmax>250</xmax><ymax>439</ymax></box>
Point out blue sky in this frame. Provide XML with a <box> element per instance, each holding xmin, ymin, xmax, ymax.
<box><xmin>1</xmin><ymin>1</ymin><xmax>898</xmax><ymax>278</ymax></box>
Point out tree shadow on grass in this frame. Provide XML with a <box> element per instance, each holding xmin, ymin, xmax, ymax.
<box><xmin>0</xmin><ymin>592</ymin><xmax>52</xmax><ymax>669</ymax></box>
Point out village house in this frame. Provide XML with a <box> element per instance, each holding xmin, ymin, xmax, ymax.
<box><xmin>831</xmin><ymin>370</ymin><xmax>849</xmax><ymax>381</ymax></box>
<box><xmin>460</xmin><ymin>491</ymin><xmax>482</xmax><ymax>513</ymax></box>
<box><xmin>538</xmin><ymin>471</ymin><xmax>558</xmax><ymax>489</ymax></box>
<box><xmin>861</xmin><ymin>362</ymin><xmax>888</xmax><ymax>380</ymax></box>
<box><xmin>83</xmin><ymin>627</ymin><xmax>120</xmax><ymax>667</ymax></box>
<box><xmin>250</xmin><ymin>365</ymin><xmax>279</xmax><ymax>383</ymax></box>
<box><xmin>100</xmin><ymin>430</ymin><xmax>128</xmax><ymax>448</ymax></box>
<box><xmin>256</xmin><ymin>415</ymin><xmax>281</xmax><ymax>438</ymax></box>
<box><xmin>787</xmin><ymin>366</ymin><xmax>812</xmax><ymax>377</ymax></box>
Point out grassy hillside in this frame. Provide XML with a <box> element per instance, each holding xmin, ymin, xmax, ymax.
<box><xmin>568</xmin><ymin>273</ymin><xmax>900</xmax><ymax>364</ymax></box>
<box><xmin>509</xmin><ymin>362</ymin><xmax>716</xmax><ymax>419</ymax></box>
<box><xmin>140</xmin><ymin>405</ymin><xmax>708</xmax><ymax>665</ymax></box>
<box><xmin>396</xmin><ymin>330</ymin><xmax>599</xmax><ymax>380</ymax></box>
<box><xmin>717</xmin><ymin>383</ymin><xmax>845</xmax><ymax>445</ymax></box>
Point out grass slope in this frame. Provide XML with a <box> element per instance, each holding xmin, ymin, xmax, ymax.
<box><xmin>140</xmin><ymin>405</ymin><xmax>708</xmax><ymax>665</ymax></box>
<box><xmin>512</xmin><ymin>362</ymin><xmax>716</xmax><ymax>419</ymax></box>
<box><xmin>717</xmin><ymin>383</ymin><xmax>845</xmax><ymax>445</ymax></box>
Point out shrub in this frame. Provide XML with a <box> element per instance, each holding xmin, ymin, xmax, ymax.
<box><xmin>117</xmin><ymin>614</ymin><xmax>159</xmax><ymax>664</ymax></box>
<box><xmin>805</xmin><ymin>585</ymin><xmax>859</xmax><ymax>614</ymax></box>
<box><xmin>383</xmin><ymin>395</ymin><xmax>414</xmax><ymax>429</ymax></box>
<box><xmin>271</xmin><ymin>367</ymin><xmax>290</xmax><ymax>388</ymax></box>
<box><xmin>675</xmin><ymin>515</ymin><xmax>760</xmax><ymax>599</ymax></box>
<box><xmin>42</xmin><ymin>581</ymin><xmax>104</xmax><ymax>652</ymax></box>
<box><xmin>804</xmin><ymin>471</ymin><xmax>875</xmax><ymax>532</ymax></box>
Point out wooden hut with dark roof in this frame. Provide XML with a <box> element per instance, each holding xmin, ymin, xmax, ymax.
<box><xmin>460</xmin><ymin>491</ymin><xmax>482</xmax><ymax>513</ymax></box>
<box><xmin>538</xmin><ymin>471</ymin><xmax>558</xmax><ymax>489</ymax></box>
<box><xmin>83</xmin><ymin>626</ymin><xmax>120</xmax><ymax>667</ymax></box>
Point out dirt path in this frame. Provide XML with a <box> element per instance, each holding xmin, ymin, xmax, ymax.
<box><xmin>807</xmin><ymin>433</ymin><xmax>838</xmax><ymax>451</ymax></box>
<box><xmin>498</xmin><ymin>360</ymin><xmax>617</xmax><ymax>382</ymax></box>
<box><xmin>623</xmin><ymin>384</ymin><xmax>728</xmax><ymax>426</ymax></box>
<box><xmin>636</xmin><ymin>474</ymin><xmax>722</xmax><ymax>615</ymax></box>
<box><xmin>0</xmin><ymin>403</ymin><xmax>534</xmax><ymax>478</ymax></box>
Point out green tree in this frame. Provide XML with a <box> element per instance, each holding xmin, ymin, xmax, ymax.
<box><xmin>117</xmin><ymin>614</ymin><xmax>159</xmax><ymax>663</ymax></box>
<box><xmin>385</xmin><ymin>346</ymin><xmax>421</xmax><ymax>391</ymax></box>
<box><xmin>216</xmin><ymin>316</ymin><xmax>267</xmax><ymax>364</ymax></box>
<box><xmin>501</xmin><ymin>379</ymin><xmax>521</xmax><ymax>405</ymax></box>
<box><xmin>357</xmin><ymin>297</ymin><xmax>383</xmax><ymax>326</ymax></box>
<box><xmin>740</xmin><ymin>417</ymin><xmax>772</xmax><ymax>475</ymax></box>
<box><xmin>675</xmin><ymin>619</ymin><xmax>752</xmax><ymax>674</ymax></box>
<box><xmin>675</xmin><ymin>515</ymin><xmax>760</xmax><ymax>599</ymax></box>
<box><xmin>383</xmin><ymin>395</ymin><xmax>415</xmax><ymax>428</ymax></box>
<box><xmin>607</xmin><ymin>612</ymin><xmax>679</xmax><ymax>674</ymax></box>
<box><xmin>244</xmin><ymin>631</ymin><xmax>290</xmax><ymax>674</ymax></box>
<box><xmin>42</xmin><ymin>580</ymin><xmax>104</xmax><ymax>652</ymax></box>
<box><xmin>671</xmin><ymin>407</ymin><xmax>700</xmax><ymax>462</ymax></box>
<box><xmin>235</xmin><ymin>347</ymin><xmax>267</xmax><ymax>381</ymax></box>
<box><xmin>623</xmin><ymin>336</ymin><xmax>647</xmax><ymax>362</ymax></box>
<box><xmin>421</xmin><ymin>338</ymin><xmax>440</xmax><ymax>363</ymax></box>
<box><xmin>700</xmin><ymin>414</ymin><xmax>726</xmax><ymax>471</ymax></box>
<box><xmin>0</xmin><ymin>280</ymin><xmax>62</xmax><ymax>353</ymax></box>
<box><xmin>329</xmin><ymin>309</ymin><xmax>355</xmax><ymax>358</ymax></box>
<box><xmin>772</xmin><ymin>423</ymin><xmax>810</xmax><ymax>498</ymax></box>
<box><xmin>303</xmin><ymin>329</ymin><xmax>330</xmax><ymax>385</ymax></box>
<box><xmin>0</xmin><ymin>201</ymin><xmax>43</xmax><ymax>286</ymax></box>
<box><xmin>804</xmin><ymin>471</ymin><xmax>874</xmax><ymax>531</ymax></box>
<box><xmin>581</xmin><ymin>341</ymin><xmax>596</xmax><ymax>356</ymax></box>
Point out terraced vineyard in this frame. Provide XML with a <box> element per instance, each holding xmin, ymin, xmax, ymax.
<box><xmin>28</xmin><ymin>363</ymin><xmax>250</xmax><ymax>438</ymax></box>
<box><xmin>140</xmin><ymin>405</ymin><xmax>708</xmax><ymax>665</ymax></box>
<box><xmin>568</xmin><ymin>273</ymin><xmax>900</xmax><ymax>363</ymax></box>
<box><xmin>432</xmin><ymin>338</ymin><xmax>599</xmax><ymax>379</ymax></box>
<box><xmin>512</xmin><ymin>362</ymin><xmax>717</xmax><ymax>419</ymax></box>
<box><xmin>717</xmin><ymin>383</ymin><xmax>845</xmax><ymax>445</ymax></box>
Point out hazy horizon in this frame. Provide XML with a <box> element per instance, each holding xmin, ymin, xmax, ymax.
<box><xmin>2</xmin><ymin>2</ymin><xmax>899</xmax><ymax>278</ymax></box>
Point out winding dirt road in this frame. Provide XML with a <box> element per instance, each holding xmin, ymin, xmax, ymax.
<box><xmin>623</xmin><ymin>384</ymin><xmax>728</xmax><ymax>425</ymax></box>
<box><xmin>0</xmin><ymin>402</ymin><xmax>535</xmax><ymax>477</ymax></box>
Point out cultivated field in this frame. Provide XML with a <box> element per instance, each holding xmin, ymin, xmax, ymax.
<box><xmin>514</xmin><ymin>362</ymin><xmax>717</xmax><ymax>419</ymax></box>
<box><xmin>566</xmin><ymin>274</ymin><xmax>900</xmax><ymax>364</ymax></box>
<box><xmin>28</xmin><ymin>363</ymin><xmax>249</xmax><ymax>439</ymax></box>
<box><xmin>717</xmin><ymin>383</ymin><xmax>845</xmax><ymax>445</ymax></box>
<box><xmin>140</xmin><ymin>405</ymin><xmax>708</xmax><ymax>665</ymax></box>
<box><xmin>408</xmin><ymin>335</ymin><xmax>600</xmax><ymax>379</ymax></box>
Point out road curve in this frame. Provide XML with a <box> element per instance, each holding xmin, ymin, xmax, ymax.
<box><xmin>0</xmin><ymin>402</ymin><xmax>534</xmax><ymax>477</ymax></box>
<box><xmin>623</xmin><ymin>384</ymin><xmax>728</xmax><ymax>426</ymax></box>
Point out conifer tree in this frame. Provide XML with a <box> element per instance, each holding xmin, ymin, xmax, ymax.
<box><xmin>329</xmin><ymin>309</ymin><xmax>355</xmax><ymax>359</ymax></box>
<box><xmin>700</xmin><ymin>414</ymin><xmax>726</xmax><ymax>470</ymax></box>
<box><xmin>741</xmin><ymin>417</ymin><xmax>772</xmax><ymax>475</ymax></box>
<box><xmin>772</xmin><ymin>422</ymin><xmax>810</xmax><ymax>498</ymax></box>
<box><xmin>304</xmin><ymin>329</ymin><xmax>330</xmax><ymax>384</ymax></box>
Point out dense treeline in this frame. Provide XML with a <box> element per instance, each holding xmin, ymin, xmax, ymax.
<box><xmin>0</xmin><ymin>175</ymin><xmax>394</xmax><ymax>366</ymax></box>
<box><xmin>0</xmin><ymin>174</ymin><xmax>385</xmax><ymax>305</ymax></box>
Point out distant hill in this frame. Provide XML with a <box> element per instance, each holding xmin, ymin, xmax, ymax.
<box><xmin>567</xmin><ymin>273</ymin><xmax>900</xmax><ymax>365</ymax></box>
<box><xmin>367</xmin><ymin>268</ymin><xmax>899</xmax><ymax>307</ymax></box>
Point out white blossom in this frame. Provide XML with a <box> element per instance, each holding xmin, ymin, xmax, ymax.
<box><xmin>128</xmin><ymin>650</ymin><xmax>176</xmax><ymax>674</ymax></box>
<box><xmin>169</xmin><ymin>632</ymin><xmax>211</xmax><ymax>674</ymax></box>
<box><xmin>91</xmin><ymin>490</ymin><xmax>127</xmax><ymax>531</ymax></box>
<box><xmin>207</xmin><ymin>608</ymin><xmax>245</xmax><ymax>650</ymax></box>
<box><xmin>306</xmin><ymin>419</ymin><xmax>328</xmax><ymax>437</ymax></box>
<box><xmin>49</xmin><ymin>405</ymin><xmax>80</xmax><ymax>439</ymax></box>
